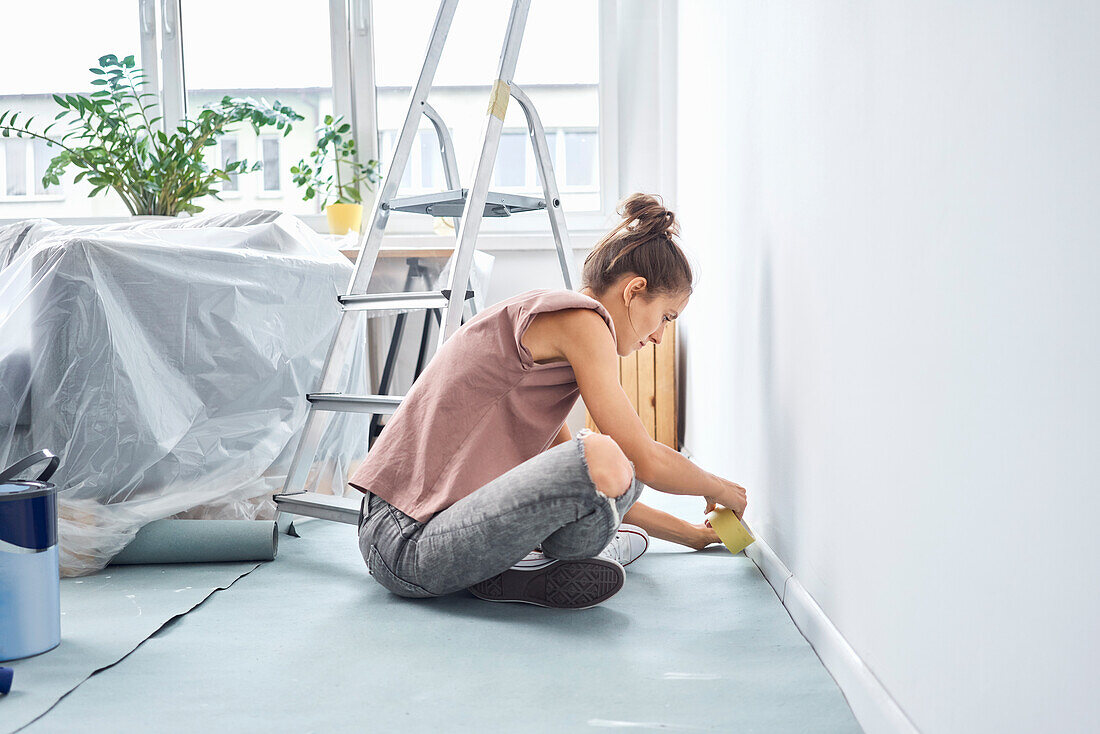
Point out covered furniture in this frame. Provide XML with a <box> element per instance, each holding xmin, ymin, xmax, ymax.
<box><xmin>0</xmin><ymin>211</ymin><xmax>374</xmax><ymax>575</ymax></box>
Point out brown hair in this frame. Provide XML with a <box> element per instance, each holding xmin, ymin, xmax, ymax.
<box><xmin>582</xmin><ymin>193</ymin><xmax>694</xmax><ymax>301</ymax></box>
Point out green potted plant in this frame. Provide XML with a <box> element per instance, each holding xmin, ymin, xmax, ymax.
<box><xmin>0</xmin><ymin>53</ymin><xmax>303</xmax><ymax>216</ymax></box>
<box><xmin>291</xmin><ymin>114</ymin><xmax>380</xmax><ymax>235</ymax></box>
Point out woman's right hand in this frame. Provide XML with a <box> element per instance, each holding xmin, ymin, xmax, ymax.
<box><xmin>703</xmin><ymin>476</ymin><xmax>748</xmax><ymax>519</ymax></box>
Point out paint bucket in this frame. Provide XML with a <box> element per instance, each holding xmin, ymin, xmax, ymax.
<box><xmin>0</xmin><ymin>450</ymin><xmax>62</xmax><ymax>661</ymax></box>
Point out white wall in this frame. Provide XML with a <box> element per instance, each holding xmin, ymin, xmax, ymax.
<box><xmin>676</xmin><ymin>2</ymin><xmax>1100</xmax><ymax>733</ymax></box>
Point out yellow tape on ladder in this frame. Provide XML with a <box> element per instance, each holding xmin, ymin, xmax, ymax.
<box><xmin>487</xmin><ymin>79</ymin><xmax>510</xmax><ymax>120</ymax></box>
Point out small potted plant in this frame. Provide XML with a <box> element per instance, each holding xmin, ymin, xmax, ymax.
<box><xmin>291</xmin><ymin>115</ymin><xmax>381</xmax><ymax>235</ymax></box>
<box><xmin>0</xmin><ymin>54</ymin><xmax>303</xmax><ymax>216</ymax></box>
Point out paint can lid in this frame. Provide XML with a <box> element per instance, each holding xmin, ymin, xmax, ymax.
<box><xmin>0</xmin><ymin>480</ymin><xmax>57</xmax><ymax>501</ymax></box>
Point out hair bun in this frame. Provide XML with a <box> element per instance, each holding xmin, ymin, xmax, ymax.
<box><xmin>582</xmin><ymin>191</ymin><xmax>695</xmax><ymax>298</ymax></box>
<box><xmin>617</xmin><ymin>192</ymin><xmax>680</xmax><ymax>240</ymax></box>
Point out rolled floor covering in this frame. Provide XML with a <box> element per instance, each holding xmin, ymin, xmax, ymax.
<box><xmin>109</xmin><ymin>520</ymin><xmax>278</xmax><ymax>565</ymax></box>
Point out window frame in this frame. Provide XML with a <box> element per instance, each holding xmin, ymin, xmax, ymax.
<box><xmin>488</xmin><ymin>126</ymin><xmax>601</xmax><ymax>196</ymax></box>
<box><xmin>342</xmin><ymin>0</ymin><xmax>618</xmax><ymax>238</ymax></box>
<box><xmin>2</xmin><ymin>0</ymin><xmax>620</xmax><ymax>247</ymax></box>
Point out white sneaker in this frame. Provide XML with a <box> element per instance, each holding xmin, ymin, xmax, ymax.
<box><xmin>513</xmin><ymin>548</ymin><xmax>551</xmax><ymax>568</ymax></box>
<box><xmin>517</xmin><ymin>524</ymin><xmax>649</xmax><ymax>570</ymax></box>
<box><xmin>598</xmin><ymin>523</ymin><xmax>649</xmax><ymax>567</ymax></box>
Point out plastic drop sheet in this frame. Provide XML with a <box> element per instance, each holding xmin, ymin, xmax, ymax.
<box><xmin>0</xmin><ymin>210</ymin><xmax>495</xmax><ymax>577</ymax></box>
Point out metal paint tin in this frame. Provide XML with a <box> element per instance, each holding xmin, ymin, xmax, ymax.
<box><xmin>0</xmin><ymin>450</ymin><xmax>62</xmax><ymax>661</ymax></box>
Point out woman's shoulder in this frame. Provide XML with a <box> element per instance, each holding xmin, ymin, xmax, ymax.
<box><xmin>512</xmin><ymin>289</ymin><xmax>610</xmax><ymax>320</ymax></box>
<box><xmin>505</xmin><ymin>288</ymin><xmax>600</xmax><ymax>308</ymax></box>
<box><xmin>512</xmin><ymin>290</ymin><xmax>616</xmax><ymax>366</ymax></box>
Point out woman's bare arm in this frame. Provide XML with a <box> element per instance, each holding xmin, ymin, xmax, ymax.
<box><xmin>553</xmin><ymin>310</ymin><xmax>740</xmax><ymax>507</ymax></box>
<box><xmin>623</xmin><ymin>501</ymin><xmax>719</xmax><ymax>550</ymax></box>
<box><xmin>544</xmin><ymin>423</ymin><xmax>720</xmax><ymax>550</ymax></box>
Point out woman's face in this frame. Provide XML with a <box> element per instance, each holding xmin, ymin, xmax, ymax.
<box><xmin>617</xmin><ymin>276</ymin><xmax>689</xmax><ymax>356</ymax></box>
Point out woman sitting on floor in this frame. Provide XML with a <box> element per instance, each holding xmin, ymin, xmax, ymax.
<box><xmin>350</xmin><ymin>192</ymin><xmax>748</xmax><ymax>609</ymax></box>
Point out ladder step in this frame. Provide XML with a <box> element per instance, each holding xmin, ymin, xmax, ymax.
<box><xmin>385</xmin><ymin>189</ymin><xmax>547</xmax><ymax>218</ymax></box>
<box><xmin>307</xmin><ymin>393</ymin><xmax>404</xmax><ymax>414</ymax></box>
<box><xmin>274</xmin><ymin>491</ymin><xmax>361</xmax><ymax>525</ymax></box>
<box><xmin>338</xmin><ymin>289</ymin><xmax>474</xmax><ymax>312</ymax></box>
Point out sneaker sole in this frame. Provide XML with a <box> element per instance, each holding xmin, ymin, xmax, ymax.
<box><xmin>468</xmin><ymin>558</ymin><xmax>625</xmax><ymax>609</ymax></box>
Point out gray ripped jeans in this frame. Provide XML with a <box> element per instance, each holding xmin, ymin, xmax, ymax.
<box><xmin>357</xmin><ymin>429</ymin><xmax>645</xmax><ymax>598</ymax></box>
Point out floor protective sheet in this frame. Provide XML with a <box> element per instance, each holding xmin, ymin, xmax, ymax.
<box><xmin>1</xmin><ymin>560</ymin><xmax>262</xmax><ymax>733</ymax></box>
<box><xmin>19</xmin><ymin>491</ymin><xmax>863</xmax><ymax>733</ymax></box>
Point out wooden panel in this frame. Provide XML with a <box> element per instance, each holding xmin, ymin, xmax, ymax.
<box><xmin>621</xmin><ymin>347</ymin><xmax>639</xmax><ymax>415</ymax></box>
<box><xmin>637</xmin><ymin>342</ymin><xmax>657</xmax><ymax>437</ymax></box>
<box><xmin>584</xmin><ymin>321</ymin><xmax>678</xmax><ymax>450</ymax></box>
<box><xmin>655</xmin><ymin>320</ymin><xmax>677</xmax><ymax>449</ymax></box>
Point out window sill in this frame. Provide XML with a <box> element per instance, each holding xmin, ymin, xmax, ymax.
<box><xmin>297</xmin><ymin>208</ymin><xmax>613</xmax><ymax>238</ymax></box>
<box><xmin>0</xmin><ymin>212</ymin><xmax>604</xmax><ymax>253</ymax></box>
<box><xmin>0</xmin><ymin>195</ymin><xmax>67</xmax><ymax>203</ymax></box>
<box><xmin>330</xmin><ymin>230</ymin><xmax>605</xmax><ymax>253</ymax></box>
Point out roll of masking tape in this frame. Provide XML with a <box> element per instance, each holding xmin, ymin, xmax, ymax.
<box><xmin>706</xmin><ymin>508</ymin><xmax>755</xmax><ymax>555</ymax></box>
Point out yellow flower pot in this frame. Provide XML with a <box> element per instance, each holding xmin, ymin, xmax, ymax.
<box><xmin>326</xmin><ymin>203</ymin><xmax>363</xmax><ymax>235</ymax></box>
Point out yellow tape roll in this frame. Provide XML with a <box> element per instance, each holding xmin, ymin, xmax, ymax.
<box><xmin>706</xmin><ymin>508</ymin><xmax>755</xmax><ymax>555</ymax></box>
<box><xmin>487</xmin><ymin>79</ymin><xmax>510</xmax><ymax>120</ymax></box>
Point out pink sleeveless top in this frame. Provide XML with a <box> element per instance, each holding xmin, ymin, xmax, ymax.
<box><xmin>347</xmin><ymin>288</ymin><xmax>616</xmax><ymax>522</ymax></box>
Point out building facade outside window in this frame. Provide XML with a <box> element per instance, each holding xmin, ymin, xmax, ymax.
<box><xmin>260</xmin><ymin>136</ymin><xmax>282</xmax><ymax>194</ymax></box>
<box><xmin>494</xmin><ymin>132</ymin><xmax>527</xmax><ymax>188</ymax></box>
<box><xmin>219</xmin><ymin>137</ymin><xmax>240</xmax><ymax>194</ymax></box>
<box><xmin>0</xmin><ymin>139</ymin><xmax>62</xmax><ymax>200</ymax></box>
<box><xmin>2</xmin><ymin>139</ymin><xmax>27</xmax><ymax>197</ymax></box>
<box><xmin>378</xmin><ymin>128</ymin><xmax>460</xmax><ymax>192</ymax></box>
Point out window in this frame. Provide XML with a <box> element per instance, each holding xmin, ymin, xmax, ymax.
<box><xmin>219</xmin><ymin>137</ymin><xmax>240</xmax><ymax>194</ymax></box>
<box><xmin>33</xmin><ymin>140</ymin><xmax>55</xmax><ymax>196</ymax></box>
<box><xmin>180</xmin><ymin>0</ymin><xmax>332</xmax><ymax>214</ymax></box>
<box><xmin>3</xmin><ymin>140</ymin><xmax>27</xmax><ymax>197</ymax></box>
<box><xmin>485</xmin><ymin>128</ymin><xmax>598</xmax><ymax>193</ymax></box>
<box><xmin>260</xmin><ymin>137</ymin><xmax>281</xmax><ymax>194</ymax></box>
<box><xmin>0</xmin><ymin>139</ymin><xmax>62</xmax><ymax>200</ymax></box>
<box><xmin>0</xmin><ymin>1</ymin><xmax>135</xmax><ymax>215</ymax></box>
<box><xmin>0</xmin><ymin>0</ymin><xmax>612</xmax><ymax>229</ymax></box>
<box><xmin>494</xmin><ymin>132</ymin><xmax>527</xmax><ymax>188</ymax></box>
<box><xmin>419</xmin><ymin>131</ymin><xmax>445</xmax><ymax>190</ymax></box>
<box><xmin>379</xmin><ymin>131</ymin><xmax>413</xmax><ymax>190</ymax></box>
<box><xmin>372</xmin><ymin>0</ymin><xmax>603</xmax><ymax>222</ymax></box>
<box><xmin>564</xmin><ymin>131</ymin><xmax>598</xmax><ymax>188</ymax></box>
<box><xmin>378</xmin><ymin>128</ymin><xmax>454</xmax><ymax>192</ymax></box>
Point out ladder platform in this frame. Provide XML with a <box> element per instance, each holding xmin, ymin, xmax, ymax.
<box><xmin>338</xmin><ymin>289</ymin><xmax>474</xmax><ymax>313</ymax></box>
<box><xmin>385</xmin><ymin>189</ymin><xmax>546</xmax><ymax>217</ymax></box>
<box><xmin>307</xmin><ymin>393</ymin><xmax>404</xmax><ymax>414</ymax></box>
<box><xmin>273</xmin><ymin>491</ymin><xmax>362</xmax><ymax>525</ymax></box>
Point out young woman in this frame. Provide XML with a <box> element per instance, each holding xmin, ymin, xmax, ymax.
<box><xmin>349</xmin><ymin>193</ymin><xmax>748</xmax><ymax>609</ymax></box>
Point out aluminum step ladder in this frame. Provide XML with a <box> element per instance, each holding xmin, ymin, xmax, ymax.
<box><xmin>273</xmin><ymin>0</ymin><xmax>581</xmax><ymax>527</ymax></box>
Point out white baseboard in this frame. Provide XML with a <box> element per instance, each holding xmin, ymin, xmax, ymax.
<box><xmin>743</xmin><ymin>525</ymin><xmax>921</xmax><ymax>734</ymax></box>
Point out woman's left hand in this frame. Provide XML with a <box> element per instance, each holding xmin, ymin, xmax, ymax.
<box><xmin>685</xmin><ymin>522</ymin><xmax>721</xmax><ymax>551</ymax></box>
